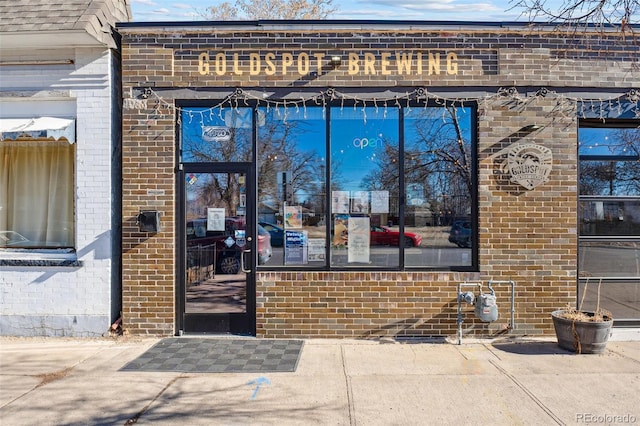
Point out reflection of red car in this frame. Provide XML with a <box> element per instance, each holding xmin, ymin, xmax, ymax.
<box><xmin>370</xmin><ymin>226</ymin><xmax>422</xmax><ymax>247</ymax></box>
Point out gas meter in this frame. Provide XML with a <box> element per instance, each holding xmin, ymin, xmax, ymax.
<box><xmin>475</xmin><ymin>288</ymin><xmax>498</xmax><ymax>322</ymax></box>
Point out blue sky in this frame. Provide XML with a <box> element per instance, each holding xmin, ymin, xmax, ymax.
<box><xmin>129</xmin><ymin>0</ymin><xmax>530</xmax><ymax>22</ymax></box>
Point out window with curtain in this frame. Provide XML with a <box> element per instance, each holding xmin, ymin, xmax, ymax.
<box><xmin>0</xmin><ymin>139</ymin><xmax>75</xmax><ymax>248</ymax></box>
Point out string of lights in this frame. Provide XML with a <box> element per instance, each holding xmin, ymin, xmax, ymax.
<box><xmin>130</xmin><ymin>85</ymin><xmax>640</xmax><ymax>159</ymax></box>
<box><xmin>138</xmin><ymin>85</ymin><xmax>640</xmax><ymax>146</ymax></box>
<box><xmin>139</xmin><ymin>86</ymin><xmax>640</xmax><ymax>123</ymax></box>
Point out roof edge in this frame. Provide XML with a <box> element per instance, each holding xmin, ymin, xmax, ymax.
<box><xmin>115</xmin><ymin>19</ymin><xmax>639</xmax><ymax>31</ymax></box>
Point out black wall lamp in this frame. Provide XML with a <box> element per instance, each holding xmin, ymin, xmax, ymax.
<box><xmin>330</xmin><ymin>56</ymin><xmax>342</xmax><ymax>68</ymax></box>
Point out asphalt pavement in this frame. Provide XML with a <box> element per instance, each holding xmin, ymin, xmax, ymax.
<box><xmin>1</xmin><ymin>334</ymin><xmax>639</xmax><ymax>425</ymax></box>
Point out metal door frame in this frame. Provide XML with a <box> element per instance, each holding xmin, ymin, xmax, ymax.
<box><xmin>176</xmin><ymin>162</ymin><xmax>256</xmax><ymax>335</ymax></box>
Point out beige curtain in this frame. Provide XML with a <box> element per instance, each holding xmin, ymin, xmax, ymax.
<box><xmin>0</xmin><ymin>140</ymin><xmax>74</xmax><ymax>247</ymax></box>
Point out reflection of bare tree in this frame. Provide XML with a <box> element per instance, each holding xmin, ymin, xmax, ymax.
<box><xmin>579</xmin><ymin>128</ymin><xmax>640</xmax><ymax>196</ymax></box>
<box><xmin>407</xmin><ymin>106</ymin><xmax>472</xmax><ymax>193</ymax></box>
<box><xmin>362</xmin><ymin>106</ymin><xmax>473</xmax><ymax>218</ymax></box>
<box><xmin>257</xmin><ymin>112</ymin><xmax>325</xmax><ymax>214</ymax></box>
<box><xmin>188</xmin><ymin>174</ymin><xmax>240</xmax><ymax>219</ymax></box>
<box><xmin>182</xmin><ymin>109</ymin><xmax>255</xmax><ymax>214</ymax></box>
<box><xmin>185</xmin><ymin>125</ymin><xmax>252</xmax><ymax>163</ymax></box>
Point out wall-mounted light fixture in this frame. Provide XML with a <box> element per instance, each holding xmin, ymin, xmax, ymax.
<box><xmin>330</xmin><ymin>56</ymin><xmax>342</xmax><ymax>68</ymax></box>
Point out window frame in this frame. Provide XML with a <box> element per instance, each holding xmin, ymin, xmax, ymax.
<box><xmin>178</xmin><ymin>98</ymin><xmax>479</xmax><ymax>272</ymax></box>
<box><xmin>0</xmin><ymin>137</ymin><xmax>79</xmax><ymax>266</ymax></box>
<box><xmin>578</xmin><ymin>118</ymin><xmax>640</xmax><ymax>325</ymax></box>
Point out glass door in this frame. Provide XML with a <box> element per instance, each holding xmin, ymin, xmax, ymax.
<box><xmin>179</xmin><ymin>164</ymin><xmax>258</xmax><ymax>334</ymax></box>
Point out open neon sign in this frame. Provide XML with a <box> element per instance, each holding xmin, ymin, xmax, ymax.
<box><xmin>353</xmin><ymin>137</ymin><xmax>382</xmax><ymax>149</ymax></box>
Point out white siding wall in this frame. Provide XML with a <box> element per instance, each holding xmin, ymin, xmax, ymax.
<box><xmin>0</xmin><ymin>47</ymin><xmax>115</xmax><ymax>336</ymax></box>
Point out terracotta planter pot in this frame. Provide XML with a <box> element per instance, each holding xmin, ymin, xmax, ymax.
<box><xmin>551</xmin><ymin>310</ymin><xmax>613</xmax><ymax>354</ymax></box>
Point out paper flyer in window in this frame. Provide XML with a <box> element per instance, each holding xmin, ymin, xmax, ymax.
<box><xmin>370</xmin><ymin>191</ymin><xmax>389</xmax><ymax>214</ymax></box>
<box><xmin>348</xmin><ymin>216</ymin><xmax>370</xmax><ymax>263</ymax></box>
<box><xmin>333</xmin><ymin>214</ymin><xmax>349</xmax><ymax>247</ymax></box>
<box><xmin>332</xmin><ymin>191</ymin><xmax>350</xmax><ymax>214</ymax></box>
<box><xmin>351</xmin><ymin>191</ymin><xmax>369</xmax><ymax>213</ymax></box>
<box><xmin>207</xmin><ymin>207</ymin><xmax>225</xmax><ymax>231</ymax></box>
<box><xmin>284</xmin><ymin>205</ymin><xmax>303</xmax><ymax>228</ymax></box>
<box><xmin>307</xmin><ymin>238</ymin><xmax>326</xmax><ymax>261</ymax></box>
<box><xmin>285</xmin><ymin>230</ymin><xmax>308</xmax><ymax>265</ymax></box>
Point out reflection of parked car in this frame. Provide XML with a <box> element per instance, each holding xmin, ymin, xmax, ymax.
<box><xmin>186</xmin><ymin>217</ymin><xmax>271</xmax><ymax>274</ymax></box>
<box><xmin>448</xmin><ymin>220</ymin><xmax>472</xmax><ymax>248</ymax></box>
<box><xmin>370</xmin><ymin>226</ymin><xmax>422</xmax><ymax>247</ymax></box>
<box><xmin>0</xmin><ymin>231</ymin><xmax>29</xmax><ymax>247</ymax></box>
<box><xmin>258</xmin><ymin>222</ymin><xmax>284</xmax><ymax>247</ymax></box>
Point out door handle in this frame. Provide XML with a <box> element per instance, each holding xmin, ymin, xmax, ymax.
<box><xmin>241</xmin><ymin>249</ymin><xmax>251</xmax><ymax>273</ymax></box>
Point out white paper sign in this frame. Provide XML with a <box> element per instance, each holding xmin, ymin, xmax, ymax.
<box><xmin>348</xmin><ymin>216</ymin><xmax>370</xmax><ymax>263</ymax></box>
<box><xmin>332</xmin><ymin>191</ymin><xmax>350</xmax><ymax>214</ymax></box>
<box><xmin>371</xmin><ymin>191</ymin><xmax>389</xmax><ymax>213</ymax></box>
<box><xmin>307</xmin><ymin>238</ymin><xmax>326</xmax><ymax>261</ymax></box>
<box><xmin>207</xmin><ymin>208</ymin><xmax>225</xmax><ymax>231</ymax></box>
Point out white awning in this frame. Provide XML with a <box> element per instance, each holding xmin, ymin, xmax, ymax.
<box><xmin>0</xmin><ymin>117</ymin><xmax>75</xmax><ymax>144</ymax></box>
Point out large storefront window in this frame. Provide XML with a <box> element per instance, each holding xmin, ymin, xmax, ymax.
<box><xmin>578</xmin><ymin>122</ymin><xmax>640</xmax><ymax>323</ymax></box>
<box><xmin>404</xmin><ymin>106</ymin><xmax>474</xmax><ymax>268</ymax></box>
<box><xmin>257</xmin><ymin>106</ymin><xmax>327</xmax><ymax>267</ymax></box>
<box><xmin>330</xmin><ymin>106</ymin><xmax>400</xmax><ymax>267</ymax></box>
<box><xmin>1</xmin><ymin>140</ymin><xmax>75</xmax><ymax>248</ymax></box>
<box><xmin>183</xmin><ymin>101</ymin><xmax>476</xmax><ymax>271</ymax></box>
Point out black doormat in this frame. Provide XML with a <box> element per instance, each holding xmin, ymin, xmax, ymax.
<box><xmin>120</xmin><ymin>338</ymin><xmax>304</xmax><ymax>373</ymax></box>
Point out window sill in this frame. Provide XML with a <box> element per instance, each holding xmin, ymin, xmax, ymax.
<box><xmin>0</xmin><ymin>249</ymin><xmax>82</xmax><ymax>267</ymax></box>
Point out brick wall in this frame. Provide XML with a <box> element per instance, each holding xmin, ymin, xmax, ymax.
<box><xmin>120</xmin><ymin>109</ymin><xmax>176</xmax><ymax>335</ymax></box>
<box><xmin>119</xmin><ymin>23</ymin><xmax>639</xmax><ymax>337</ymax></box>
<box><xmin>0</xmin><ymin>48</ymin><xmax>117</xmax><ymax>336</ymax></box>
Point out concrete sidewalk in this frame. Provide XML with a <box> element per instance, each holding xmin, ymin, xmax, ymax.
<box><xmin>1</xmin><ymin>336</ymin><xmax>639</xmax><ymax>425</ymax></box>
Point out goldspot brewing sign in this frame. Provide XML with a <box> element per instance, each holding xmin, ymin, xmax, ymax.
<box><xmin>197</xmin><ymin>51</ymin><xmax>459</xmax><ymax>77</ymax></box>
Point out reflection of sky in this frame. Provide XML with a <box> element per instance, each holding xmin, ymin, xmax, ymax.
<box><xmin>579</xmin><ymin>128</ymin><xmax>638</xmax><ymax>157</ymax></box>
<box><xmin>403</xmin><ymin>107</ymin><xmax>473</xmax><ymax>195</ymax></box>
<box><xmin>330</xmin><ymin>107</ymin><xmax>399</xmax><ymax>190</ymax></box>
<box><xmin>181</xmin><ymin>107</ymin><xmax>252</xmax><ymax>162</ymax></box>
<box><xmin>181</xmin><ymin>105</ymin><xmax>475</xmax><ymax>195</ymax></box>
<box><xmin>260</xmin><ymin>106</ymin><xmax>325</xmax><ymax>160</ymax></box>
<box><xmin>259</xmin><ymin>106</ymin><xmax>326</xmax><ymax>201</ymax></box>
<box><xmin>404</xmin><ymin>107</ymin><xmax>473</xmax><ymax>149</ymax></box>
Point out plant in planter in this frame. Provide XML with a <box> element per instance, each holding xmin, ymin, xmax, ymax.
<box><xmin>551</xmin><ymin>278</ymin><xmax>613</xmax><ymax>354</ymax></box>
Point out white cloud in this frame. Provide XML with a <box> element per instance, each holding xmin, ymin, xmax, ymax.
<box><xmin>346</xmin><ymin>0</ymin><xmax>505</xmax><ymax>16</ymax></box>
<box><xmin>131</xmin><ymin>0</ymin><xmax>157</xmax><ymax>5</ymax></box>
<box><xmin>361</xmin><ymin>0</ymin><xmax>455</xmax><ymax>6</ymax></box>
<box><xmin>333</xmin><ymin>8</ymin><xmax>417</xmax><ymax>19</ymax></box>
<box><xmin>172</xmin><ymin>3</ymin><xmax>194</xmax><ymax>10</ymax></box>
<box><xmin>406</xmin><ymin>2</ymin><xmax>501</xmax><ymax>12</ymax></box>
<box><xmin>151</xmin><ymin>8</ymin><xmax>171</xmax><ymax>15</ymax></box>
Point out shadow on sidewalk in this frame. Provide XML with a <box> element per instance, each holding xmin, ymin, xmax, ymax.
<box><xmin>490</xmin><ymin>339</ymin><xmax>572</xmax><ymax>355</ymax></box>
